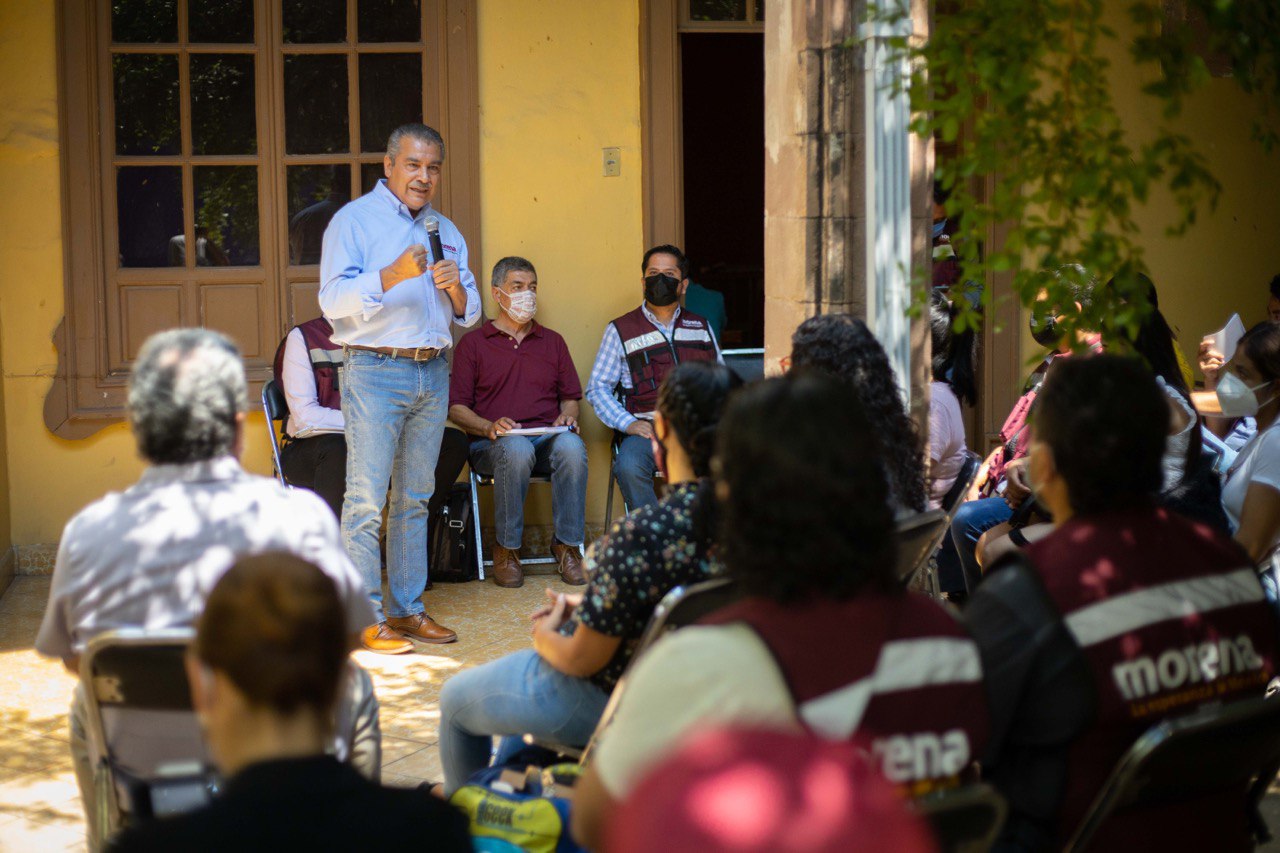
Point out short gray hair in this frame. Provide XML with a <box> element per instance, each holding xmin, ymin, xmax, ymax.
<box><xmin>127</xmin><ymin>328</ymin><xmax>248</xmax><ymax>465</ymax></box>
<box><xmin>491</xmin><ymin>256</ymin><xmax>537</xmax><ymax>287</ymax></box>
<box><xmin>387</xmin><ymin>123</ymin><xmax>445</xmax><ymax>162</ymax></box>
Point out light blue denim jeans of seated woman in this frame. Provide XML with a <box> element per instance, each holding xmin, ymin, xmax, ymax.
<box><xmin>438</xmin><ymin>648</ymin><xmax>609</xmax><ymax>794</ymax></box>
<box><xmin>340</xmin><ymin>350</ymin><xmax>448</xmax><ymax>621</ymax></box>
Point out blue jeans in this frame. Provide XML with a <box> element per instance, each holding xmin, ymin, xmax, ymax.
<box><xmin>613</xmin><ymin>433</ymin><xmax>659</xmax><ymax>512</ymax></box>
<box><xmin>936</xmin><ymin>496</ymin><xmax>1014</xmax><ymax>593</ymax></box>
<box><xmin>340</xmin><ymin>350</ymin><xmax>448</xmax><ymax>621</ymax></box>
<box><xmin>469</xmin><ymin>432</ymin><xmax>588</xmax><ymax>549</ymax></box>
<box><xmin>438</xmin><ymin>649</ymin><xmax>609</xmax><ymax>794</ymax></box>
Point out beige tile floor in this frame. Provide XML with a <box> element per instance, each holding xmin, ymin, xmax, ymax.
<box><xmin>0</xmin><ymin>572</ymin><xmax>575</xmax><ymax>852</ymax></box>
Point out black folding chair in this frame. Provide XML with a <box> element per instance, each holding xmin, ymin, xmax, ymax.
<box><xmin>80</xmin><ymin>629</ymin><xmax>218</xmax><ymax>842</ymax></box>
<box><xmin>261</xmin><ymin>379</ymin><xmax>289</xmax><ymax>486</ymax></box>
<box><xmin>1066</xmin><ymin>697</ymin><xmax>1280</xmax><ymax>851</ymax></box>
<box><xmin>941</xmin><ymin>451</ymin><xmax>980</xmax><ymax>518</ymax></box>
<box><xmin>894</xmin><ymin>509</ymin><xmax>951</xmax><ymax>589</ymax></box>
<box><xmin>912</xmin><ymin>783</ymin><xmax>1008</xmax><ymax>853</ymax></box>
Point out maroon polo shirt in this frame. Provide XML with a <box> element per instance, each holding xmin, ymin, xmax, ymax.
<box><xmin>449</xmin><ymin>320</ymin><xmax>583</xmax><ymax>428</ymax></box>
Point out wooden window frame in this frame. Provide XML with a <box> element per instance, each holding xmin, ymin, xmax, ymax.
<box><xmin>680</xmin><ymin>0</ymin><xmax>764</xmax><ymax>30</ymax></box>
<box><xmin>47</xmin><ymin>0</ymin><xmax>480</xmax><ymax>439</ymax></box>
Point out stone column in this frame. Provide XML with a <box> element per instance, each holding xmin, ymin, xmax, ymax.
<box><xmin>763</xmin><ymin>0</ymin><xmax>865</xmax><ymax>372</ymax></box>
<box><xmin>763</xmin><ymin>0</ymin><xmax>931</xmax><ymax>423</ymax></box>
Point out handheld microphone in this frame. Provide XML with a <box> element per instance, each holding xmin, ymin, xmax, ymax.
<box><xmin>424</xmin><ymin>215</ymin><xmax>445</xmax><ymax>266</ymax></box>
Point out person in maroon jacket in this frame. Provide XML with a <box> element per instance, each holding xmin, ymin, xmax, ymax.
<box><xmin>584</xmin><ymin>245</ymin><xmax>722</xmax><ymax>512</ymax></box>
<box><xmin>272</xmin><ymin>317</ymin><xmax>469</xmax><ymax>525</ymax></box>
<box><xmin>571</xmin><ymin>372</ymin><xmax>990</xmax><ymax>849</ymax></box>
<box><xmin>965</xmin><ymin>354</ymin><xmax>1280</xmax><ymax>852</ymax></box>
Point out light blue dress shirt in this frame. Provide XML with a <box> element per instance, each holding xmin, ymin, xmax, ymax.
<box><xmin>319</xmin><ymin>180</ymin><xmax>481</xmax><ymax>349</ymax></box>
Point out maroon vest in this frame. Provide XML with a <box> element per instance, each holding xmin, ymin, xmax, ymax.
<box><xmin>272</xmin><ymin>317</ymin><xmax>342</xmax><ymax>416</ymax></box>
<box><xmin>1027</xmin><ymin>508</ymin><xmax>1278</xmax><ymax>850</ymax></box>
<box><xmin>610</xmin><ymin>307</ymin><xmax>716</xmax><ymax>415</ymax></box>
<box><xmin>704</xmin><ymin>593</ymin><xmax>990</xmax><ymax>795</ymax></box>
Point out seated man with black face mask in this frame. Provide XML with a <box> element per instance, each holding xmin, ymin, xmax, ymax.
<box><xmin>585</xmin><ymin>245</ymin><xmax>723</xmax><ymax>512</ymax></box>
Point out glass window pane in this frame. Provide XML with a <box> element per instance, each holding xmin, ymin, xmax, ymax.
<box><xmin>194</xmin><ymin>166</ymin><xmax>260</xmax><ymax>266</ymax></box>
<box><xmin>189</xmin><ymin>0</ymin><xmax>254</xmax><ymax>42</ymax></box>
<box><xmin>288</xmin><ymin>165</ymin><xmax>351</xmax><ymax>265</ymax></box>
<box><xmin>361</xmin><ymin>163</ymin><xmax>386</xmax><ymax>196</ymax></box>
<box><xmin>284</xmin><ymin>55</ymin><xmax>350</xmax><ymax>154</ymax></box>
<box><xmin>689</xmin><ymin>0</ymin><xmax>747</xmax><ymax>21</ymax></box>
<box><xmin>191</xmin><ymin>55</ymin><xmax>257</xmax><ymax>155</ymax></box>
<box><xmin>359</xmin><ymin>54</ymin><xmax>422</xmax><ymax>152</ymax></box>
<box><xmin>117</xmin><ymin>167</ymin><xmax>183</xmax><ymax>268</ymax></box>
<box><xmin>113</xmin><ymin>54</ymin><xmax>180</xmax><ymax>156</ymax></box>
<box><xmin>755</xmin><ymin>0</ymin><xmax>763</xmax><ymax>22</ymax></box>
<box><xmin>283</xmin><ymin>0</ymin><xmax>346</xmax><ymax>43</ymax></box>
<box><xmin>111</xmin><ymin>0</ymin><xmax>178</xmax><ymax>42</ymax></box>
<box><xmin>358</xmin><ymin>0</ymin><xmax>422</xmax><ymax>42</ymax></box>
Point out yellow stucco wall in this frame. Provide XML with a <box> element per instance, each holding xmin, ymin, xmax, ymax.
<box><xmin>475</xmin><ymin>0</ymin><xmax>644</xmax><ymax>527</ymax></box>
<box><xmin>0</xmin><ymin>0</ymin><xmax>643</xmax><ymax>548</ymax></box>
<box><xmin>1016</xmin><ymin>3</ymin><xmax>1280</xmax><ymax>366</ymax></box>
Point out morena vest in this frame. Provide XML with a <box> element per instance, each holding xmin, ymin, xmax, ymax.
<box><xmin>704</xmin><ymin>592</ymin><xmax>990</xmax><ymax>796</ymax></box>
<box><xmin>272</xmin><ymin>317</ymin><xmax>342</xmax><ymax>420</ymax></box>
<box><xmin>1026</xmin><ymin>508</ymin><xmax>1278</xmax><ymax>850</ymax></box>
<box><xmin>610</xmin><ymin>307</ymin><xmax>716</xmax><ymax>415</ymax></box>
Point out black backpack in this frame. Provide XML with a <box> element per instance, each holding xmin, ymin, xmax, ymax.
<box><xmin>428</xmin><ymin>482</ymin><xmax>479</xmax><ymax>583</ymax></box>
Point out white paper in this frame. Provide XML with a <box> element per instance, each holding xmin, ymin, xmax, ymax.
<box><xmin>1208</xmin><ymin>313</ymin><xmax>1246</xmax><ymax>359</ymax></box>
<box><xmin>500</xmin><ymin>425</ymin><xmax>571</xmax><ymax>436</ymax></box>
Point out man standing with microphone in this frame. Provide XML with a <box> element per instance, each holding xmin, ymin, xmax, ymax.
<box><xmin>320</xmin><ymin>123</ymin><xmax>480</xmax><ymax>654</ymax></box>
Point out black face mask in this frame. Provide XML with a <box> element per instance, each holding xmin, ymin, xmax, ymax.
<box><xmin>1029</xmin><ymin>312</ymin><xmax>1059</xmax><ymax>348</ymax></box>
<box><xmin>644</xmin><ymin>273</ymin><xmax>681</xmax><ymax>307</ymax></box>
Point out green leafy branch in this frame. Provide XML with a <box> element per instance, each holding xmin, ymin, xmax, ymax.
<box><xmin>865</xmin><ymin>0</ymin><xmax>1278</xmax><ymax>348</ymax></box>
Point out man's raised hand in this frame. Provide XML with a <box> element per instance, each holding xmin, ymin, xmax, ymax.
<box><xmin>381</xmin><ymin>244</ymin><xmax>429</xmax><ymax>291</ymax></box>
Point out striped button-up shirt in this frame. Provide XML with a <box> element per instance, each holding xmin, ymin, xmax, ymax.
<box><xmin>318</xmin><ymin>180</ymin><xmax>480</xmax><ymax>349</ymax></box>
<box><xmin>585</xmin><ymin>304</ymin><xmax>723</xmax><ymax>432</ymax></box>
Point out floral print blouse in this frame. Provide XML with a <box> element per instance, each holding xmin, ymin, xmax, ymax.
<box><xmin>565</xmin><ymin>479</ymin><xmax>722</xmax><ymax>692</ymax></box>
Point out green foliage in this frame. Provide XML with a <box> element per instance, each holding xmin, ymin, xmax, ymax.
<box><xmin>866</xmin><ymin>0</ymin><xmax>1279</xmax><ymax>349</ymax></box>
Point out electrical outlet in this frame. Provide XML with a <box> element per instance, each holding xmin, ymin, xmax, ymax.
<box><xmin>603</xmin><ymin>147</ymin><xmax>621</xmax><ymax>177</ymax></box>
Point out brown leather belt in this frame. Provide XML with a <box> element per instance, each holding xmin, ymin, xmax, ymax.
<box><xmin>344</xmin><ymin>344</ymin><xmax>442</xmax><ymax>362</ymax></box>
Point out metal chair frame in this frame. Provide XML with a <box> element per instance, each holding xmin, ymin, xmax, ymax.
<box><xmin>79</xmin><ymin>628</ymin><xmax>216</xmax><ymax>843</ymax></box>
<box><xmin>261</xmin><ymin>379</ymin><xmax>289</xmax><ymax>487</ymax></box>
<box><xmin>467</xmin><ymin>468</ymin><xmax>559</xmax><ymax>583</ymax></box>
<box><xmin>1065</xmin><ymin>697</ymin><xmax>1280</xmax><ymax>852</ymax></box>
<box><xmin>895</xmin><ymin>509</ymin><xmax>951</xmax><ymax>591</ymax></box>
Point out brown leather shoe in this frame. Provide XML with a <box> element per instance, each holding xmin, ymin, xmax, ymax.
<box><xmin>386</xmin><ymin>613</ymin><xmax>458</xmax><ymax>644</ymax></box>
<box><xmin>491</xmin><ymin>544</ymin><xmax>524</xmax><ymax>588</ymax></box>
<box><xmin>551</xmin><ymin>542</ymin><xmax>588</xmax><ymax>586</ymax></box>
<box><xmin>361</xmin><ymin>622</ymin><xmax>414</xmax><ymax>655</ymax></box>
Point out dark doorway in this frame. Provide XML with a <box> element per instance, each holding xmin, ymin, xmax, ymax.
<box><xmin>680</xmin><ymin>32</ymin><xmax>764</xmax><ymax>348</ymax></box>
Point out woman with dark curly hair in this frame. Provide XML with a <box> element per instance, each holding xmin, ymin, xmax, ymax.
<box><xmin>437</xmin><ymin>361</ymin><xmax>740</xmax><ymax>795</ymax></box>
<box><xmin>790</xmin><ymin>314</ymin><xmax>928</xmax><ymax>513</ymax></box>
<box><xmin>571</xmin><ymin>372</ymin><xmax>989</xmax><ymax>849</ymax></box>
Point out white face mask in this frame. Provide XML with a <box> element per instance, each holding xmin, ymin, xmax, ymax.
<box><xmin>499</xmin><ymin>288</ymin><xmax>537</xmax><ymax>324</ymax></box>
<box><xmin>1216</xmin><ymin>371</ymin><xmax>1275</xmax><ymax>418</ymax></box>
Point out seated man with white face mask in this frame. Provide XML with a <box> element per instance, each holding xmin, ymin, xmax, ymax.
<box><xmin>448</xmin><ymin>257</ymin><xmax>589</xmax><ymax>588</ymax></box>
